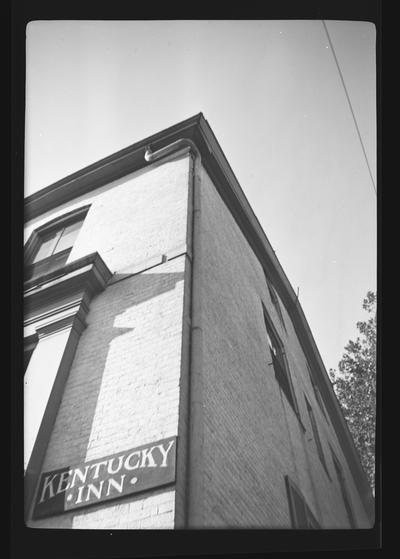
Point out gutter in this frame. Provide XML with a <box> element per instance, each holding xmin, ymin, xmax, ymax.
<box><xmin>144</xmin><ymin>140</ymin><xmax>204</xmax><ymax>528</ymax></box>
<box><xmin>24</xmin><ymin>112</ymin><xmax>374</xmax><ymax>522</ymax></box>
<box><xmin>24</xmin><ymin>114</ymin><xmax>204</xmax><ymax>223</ymax></box>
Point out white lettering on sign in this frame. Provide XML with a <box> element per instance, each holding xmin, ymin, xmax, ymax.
<box><xmin>106</xmin><ymin>475</ymin><xmax>126</xmax><ymax>496</ymax></box>
<box><xmin>140</xmin><ymin>447</ymin><xmax>157</xmax><ymax>468</ymax></box>
<box><xmin>75</xmin><ymin>485</ymin><xmax>85</xmax><ymax>505</ymax></box>
<box><xmin>124</xmin><ymin>451</ymin><xmax>141</xmax><ymax>470</ymax></box>
<box><xmin>156</xmin><ymin>439</ymin><xmax>175</xmax><ymax>467</ymax></box>
<box><xmin>71</xmin><ymin>465</ymin><xmax>90</xmax><ymax>488</ymax></box>
<box><xmin>33</xmin><ymin>437</ymin><xmax>177</xmax><ymax>519</ymax></box>
<box><xmin>57</xmin><ymin>470</ymin><xmax>72</xmax><ymax>495</ymax></box>
<box><xmin>86</xmin><ymin>481</ymin><xmax>104</xmax><ymax>501</ymax></box>
<box><xmin>107</xmin><ymin>456</ymin><xmax>124</xmax><ymax>475</ymax></box>
<box><xmin>90</xmin><ymin>461</ymin><xmax>108</xmax><ymax>479</ymax></box>
<box><xmin>39</xmin><ymin>473</ymin><xmax>58</xmax><ymax>503</ymax></box>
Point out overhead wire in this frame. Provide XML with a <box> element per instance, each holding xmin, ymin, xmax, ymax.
<box><xmin>322</xmin><ymin>20</ymin><xmax>377</xmax><ymax>196</ymax></box>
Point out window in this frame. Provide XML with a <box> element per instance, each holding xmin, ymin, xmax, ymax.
<box><xmin>330</xmin><ymin>447</ymin><xmax>356</xmax><ymax>528</ymax></box>
<box><xmin>305</xmin><ymin>396</ymin><xmax>330</xmax><ymax>478</ymax></box>
<box><xmin>25</xmin><ymin>209</ymin><xmax>88</xmax><ymax>282</ymax></box>
<box><xmin>307</xmin><ymin>363</ymin><xmax>329</xmax><ymax>422</ymax></box>
<box><xmin>265</xmin><ymin>274</ymin><xmax>287</xmax><ymax>332</ymax></box>
<box><xmin>263</xmin><ymin>306</ymin><xmax>297</xmax><ymax>413</ymax></box>
<box><xmin>285</xmin><ymin>476</ymin><xmax>321</xmax><ymax>528</ymax></box>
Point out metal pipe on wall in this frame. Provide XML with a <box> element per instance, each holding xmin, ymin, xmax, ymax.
<box><xmin>144</xmin><ymin>139</ymin><xmax>204</xmax><ymax>528</ymax></box>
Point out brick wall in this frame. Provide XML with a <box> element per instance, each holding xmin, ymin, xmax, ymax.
<box><xmin>25</xmin><ymin>154</ymin><xmax>192</xmax><ymax>528</ymax></box>
<box><xmin>25</xmin><ymin>149</ymin><xmax>371</xmax><ymax>529</ymax></box>
<box><xmin>25</xmin><ymin>153</ymin><xmax>191</xmax><ymax>274</ymax></box>
<box><xmin>261</xmin><ymin>278</ymin><xmax>372</xmax><ymax>527</ymax></box>
<box><xmin>198</xmin><ymin>167</ymin><xmax>371</xmax><ymax>528</ymax></box>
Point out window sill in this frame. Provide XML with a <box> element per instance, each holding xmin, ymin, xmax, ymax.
<box><xmin>25</xmin><ymin>249</ymin><xmax>71</xmax><ymax>284</ymax></box>
<box><xmin>24</xmin><ymin>252</ymin><xmax>112</xmax><ymax>324</ymax></box>
<box><xmin>24</xmin><ymin>252</ymin><xmax>110</xmax><ymax>291</ymax></box>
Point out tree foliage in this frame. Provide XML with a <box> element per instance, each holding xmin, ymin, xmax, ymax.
<box><xmin>329</xmin><ymin>291</ymin><xmax>376</xmax><ymax>491</ymax></box>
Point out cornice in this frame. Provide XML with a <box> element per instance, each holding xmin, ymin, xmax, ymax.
<box><xmin>23</xmin><ymin>114</ymin><xmax>374</xmax><ymax>520</ymax></box>
<box><xmin>24</xmin><ymin>113</ymin><xmax>204</xmax><ymax>223</ymax></box>
<box><xmin>24</xmin><ymin>252</ymin><xmax>112</xmax><ymax>325</ymax></box>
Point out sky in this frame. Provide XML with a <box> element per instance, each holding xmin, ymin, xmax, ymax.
<box><xmin>24</xmin><ymin>20</ymin><xmax>377</xmax><ymax>374</ymax></box>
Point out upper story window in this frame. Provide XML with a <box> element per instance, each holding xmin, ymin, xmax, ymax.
<box><xmin>307</xmin><ymin>363</ymin><xmax>329</xmax><ymax>422</ymax></box>
<box><xmin>266</xmin><ymin>278</ymin><xmax>287</xmax><ymax>333</ymax></box>
<box><xmin>330</xmin><ymin>446</ymin><xmax>356</xmax><ymax>528</ymax></box>
<box><xmin>263</xmin><ymin>305</ymin><xmax>298</xmax><ymax>415</ymax></box>
<box><xmin>25</xmin><ymin>207</ymin><xmax>88</xmax><ymax>282</ymax></box>
<box><xmin>285</xmin><ymin>475</ymin><xmax>321</xmax><ymax>528</ymax></box>
<box><xmin>305</xmin><ymin>396</ymin><xmax>331</xmax><ymax>479</ymax></box>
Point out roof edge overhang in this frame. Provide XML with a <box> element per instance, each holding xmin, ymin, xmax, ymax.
<box><xmin>24</xmin><ymin>113</ymin><xmax>374</xmax><ymax>520</ymax></box>
<box><xmin>24</xmin><ymin>113</ymin><xmax>205</xmax><ymax>222</ymax></box>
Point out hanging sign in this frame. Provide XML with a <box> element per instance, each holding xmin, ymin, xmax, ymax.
<box><xmin>32</xmin><ymin>436</ymin><xmax>177</xmax><ymax>519</ymax></box>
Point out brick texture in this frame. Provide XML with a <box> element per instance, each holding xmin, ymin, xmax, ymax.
<box><xmin>197</xmin><ymin>167</ymin><xmax>371</xmax><ymax>528</ymax></box>
<box><xmin>26</xmin><ymin>154</ymin><xmax>191</xmax><ymax>529</ymax></box>
<box><xmin>25</xmin><ymin>150</ymin><xmax>371</xmax><ymax>530</ymax></box>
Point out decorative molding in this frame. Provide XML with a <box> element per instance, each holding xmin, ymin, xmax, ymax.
<box><xmin>24</xmin><ymin>298</ymin><xmax>89</xmax><ymax>330</ymax></box>
<box><xmin>24</xmin><ymin>252</ymin><xmax>112</xmax><ymax>520</ymax></box>
<box><xmin>35</xmin><ymin>305</ymin><xmax>87</xmax><ymax>339</ymax></box>
<box><xmin>24</xmin><ymin>114</ymin><xmax>203</xmax><ymax>223</ymax></box>
<box><xmin>24</xmin><ymin>252</ymin><xmax>112</xmax><ymax>326</ymax></box>
<box><xmin>23</xmin><ymin>114</ymin><xmax>374</xmax><ymax>520</ymax></box>
<box><xmin>24</xmin><ymin>332</ymin><xmax>38</xmax><ymax>350</ymax></box>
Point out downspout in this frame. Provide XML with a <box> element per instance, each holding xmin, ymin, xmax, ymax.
<box><xmin>144</xmin><ymin>140</ymin><xmax>204</xmax><ymax>528</ymax></box>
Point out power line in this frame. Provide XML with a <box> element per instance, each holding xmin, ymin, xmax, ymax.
<box><xmin>322</xmin><ymin>20</ymin><xmax>376</xmax><ymax>196</ymax></box>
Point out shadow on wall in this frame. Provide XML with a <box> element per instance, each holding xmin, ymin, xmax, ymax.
<box><xmin>29</xmin><ymin>270</ymin><xmax>185</xmax><ymax>528</ymax></box>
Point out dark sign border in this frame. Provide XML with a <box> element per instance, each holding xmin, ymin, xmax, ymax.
<box><xmin>32</xmin><ymin>436</ymin><xmax>177</xmax><ymax>520</ymax></box>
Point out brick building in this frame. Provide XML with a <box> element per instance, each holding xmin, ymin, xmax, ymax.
<box><xmin>23</xmin><ymin>113</ymin><xmax>374</xmax><ymax>529</ymax></box>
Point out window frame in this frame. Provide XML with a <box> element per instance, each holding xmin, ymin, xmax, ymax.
<box><xmin>263</xmin><ymin>304</ymin><xmax>300</xmax><ymax>417</ymax></box>
<box><xmin>330</xmin><ymin>446</ymin><xmax>356</xmax><ymax>528</ymax></box>
<box><xmin>265</xmin><ymin>272</ymin><xmax>287</xmax><ymax>333</ymax></box>
<box><xmin>305</xmin><ymin>395</ymin><xmax>331</xmax><ymax>480</ymax></box>
<box><xmin>285</xmin><ymin>475</ymin><xmax>321</xmax><ymax>529</ymax></box>
<box><xmin>24</xmin><ymin>206</ymin><xmax>89</xmax><ymax>282</ymax></box>
<box><xmin>307</xmin><ymin>363</ymin><xmax>329</xmax><ymax>423</ymax></box>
